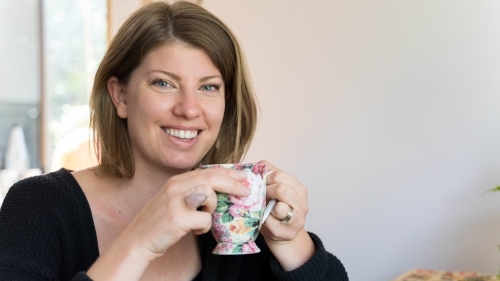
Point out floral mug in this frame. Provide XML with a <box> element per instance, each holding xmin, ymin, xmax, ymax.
<box><xmin>200</xmin><ymin>163</ymin><xmax>275</xmax><ymax>255</ymax></box>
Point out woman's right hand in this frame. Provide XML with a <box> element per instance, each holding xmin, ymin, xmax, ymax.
<box><xmin>122</xmin><ymin>167</ymin><xmax>251</xmax><ymax>260</ymax></box>
<box><xmin>86</xmin><ymin>167</ymin><xmax>250</xmax><ymax>281</ymax></box>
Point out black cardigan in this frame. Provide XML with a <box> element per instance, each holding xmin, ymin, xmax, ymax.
<box><xmin>0</xmin><ymin>169</ymin><xmax>348</xmax><ymax>280</ymax></box>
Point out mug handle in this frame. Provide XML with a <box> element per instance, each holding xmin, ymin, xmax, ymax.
<box><xmin>260</xmin><ymin>171</ymin><xmax>276</xmax><ymax>227</ymax></box>
<box><xmin>260</xmin><ymin>199</ymin><xmax>276</xmax><ymax>227</ymax></box>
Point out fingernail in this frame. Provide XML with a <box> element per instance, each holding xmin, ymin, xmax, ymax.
<box><xmin>185</xmin><ymin>193</ymin><xmax>208</xmax><ymax>209</ymax></box>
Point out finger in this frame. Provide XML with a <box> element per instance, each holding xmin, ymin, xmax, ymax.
<box><xmin>179</xmin><ymin>166</ymin><xmax>248</xmax><ymax>182</ymax></box>
<box><xmin>258</xmin><ymin>160</ymin><xmax>307</xmax><ymax>197</ymax></box>
<box><xmin>184</xmin><ymin>184</ymin><xmax>217</xmax><ymax>214</ymax></box>
<box><xmin>266</xmin><ymin>170</ymin><xmax>305</xmax><ymax>195</ymax></box>
<box><xmin>266</xmin><ymin>182</ymin><xmax>308</xmax><ymax>219</ymax></box>
<box><xmin>257</xmin><ymin>160</ymin><xmax>280</xmax><ymax>172</ymax></box>
<box><xmin>186</xmin><ymin>211</ymin><xmax>213</xmax><ymax>235</ymax></box>
<box><xmin>268</xmin><ymin>184</ymin><xmax>309</xmax><ymax>225</ymax></box>
<box><xmin>199</xmin><ymin>189</ymin><xmax>217</xmax><ymax>215</ymax></box>
<box><xmin>185</xmin><ymin>193</ymin><xmax>208</xmax><ymax>209</ymax></box>
<box><xmin>269</xmin><ymin>202</ymin><xmax>299</xmax><ymax>229</ymax></box>
<box><xmin>270</xmin><ymin>201</ymin><xmax>294</xmax><ymax>221</ymax></box>
<box><xmin>175</xmin><ymin>169</ymin><xmax>251</xmax><ymax>197</ymax></box>
<box><xmin>262</xmin><ymin>212</ymin><xmax>303</xmax><ymax>241</ymax></box>
<box><xmin>198</xmin><ymin>170</ymin><xmax>251</xmax><ymax>197</ymax></box>
<box><xmin>197</xmin><ymin>166</ymin><xmax>248</xmax><ymax>182</ymax></box>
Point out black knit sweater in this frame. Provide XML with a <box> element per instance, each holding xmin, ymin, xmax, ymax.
<box><xmin>0</xmin><ymin>169</ymin><xmax>348</xmax><ymax>280</ymax></box>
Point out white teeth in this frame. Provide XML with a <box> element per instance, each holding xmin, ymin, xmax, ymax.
<box><xmin>165</xmin><ymin>128</ymin><xmax>198</xmax><ymax>139</ymax></box>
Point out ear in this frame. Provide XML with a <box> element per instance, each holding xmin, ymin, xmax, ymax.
<box><xmin>107</xmin><ymin>77</ymin><xmax>128</xmax><ymax>119</ymax></box>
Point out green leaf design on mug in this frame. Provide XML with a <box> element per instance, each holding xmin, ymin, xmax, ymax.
<box><xmin>244</xmin><ymin>218</ymin><xmax>260</xmax><ymax>228</ymax></box>
<box><xmin>216</xmin><ymin>202</ymin><xmax>229</xmax><ymax>213</ymax></box>
<box><xmin>216</xmin><ymin>192</ymin><xmax>228</xmax><ymax>200</ymax></box>
<box><xmin>250</xmin><ymin>211</ymin><xmax>262</xmax><ymax>219</ymax></box>
<box><xmin>232</xmin><ymin>244</ymin><xmax>242</xmax><ymax>254</ymax></box>
<box><xmin>222</xmin><ymin>211</ymin><xmax>233</xmax><ymax>223</ymax></box>
<box><xmin>215</xmin><ymin>193</ymin><xmax>231</xmax><ymax>213</ymax></box>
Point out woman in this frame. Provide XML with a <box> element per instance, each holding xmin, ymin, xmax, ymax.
<box><xmin>0</xmin><ymin>2</ymin><xmax>348</xmax><ymax>280</ymax></box>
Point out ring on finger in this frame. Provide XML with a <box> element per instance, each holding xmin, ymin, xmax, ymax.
<box><xmin>281</xmin><ymin>207</ymin><xmax>295</xmax><ymax>226</ymax></box>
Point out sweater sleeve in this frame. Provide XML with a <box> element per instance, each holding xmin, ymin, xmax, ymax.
<box><xmin>269</xmin><ymin>232</ymin><xmax>349</xmax><ymax>281</ymax></box>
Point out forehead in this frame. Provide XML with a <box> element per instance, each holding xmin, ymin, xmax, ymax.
<box><xmin>139</xmin><ymin>42</ymin><xmax>222</xmax><ymax>77</ymax></box>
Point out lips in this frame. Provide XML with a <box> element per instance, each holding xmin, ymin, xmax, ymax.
<box><xmin>162</xmin><ymin>128</ymin><xmax>199</xmax><ymax>139</ymax></box>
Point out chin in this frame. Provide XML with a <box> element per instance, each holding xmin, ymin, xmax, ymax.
<box><xmin>162</xmin><ymin>157</ymin><xmax>201</xmax><ymax>172</ymax></box>
<box><xmin>159</xmin><ymin>148</ymin><xmax>212</xmax><ymax>172</ymax></box>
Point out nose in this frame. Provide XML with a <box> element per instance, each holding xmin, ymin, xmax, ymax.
<box><xmin>172</xmin><ymin>89</ymin><xmax>201</xmax><ymax>119</ymax></box>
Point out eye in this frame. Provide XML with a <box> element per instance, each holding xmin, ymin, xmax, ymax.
<box><xmin>150</xmin><ymin>78</ymin><xmax>171</xmax><ymax>88</ymax></box>
<box><xmin>200</xmin><ymin>84</ymin><xmax>220</xmax><ymax>91</ymax></box>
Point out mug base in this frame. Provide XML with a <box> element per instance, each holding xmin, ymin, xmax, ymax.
<box><xmin>212</xmin><ymin>241</ymin><xmax>261</xmax><ymax>255</ymax></box>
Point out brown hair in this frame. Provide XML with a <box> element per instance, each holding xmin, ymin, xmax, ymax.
<box><xmin>90</xmin><ymin>1</ymin><xmax>258</xmax><ymax>178</ymax></box>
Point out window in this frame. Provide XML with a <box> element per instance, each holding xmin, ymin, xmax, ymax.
<box><xmin>0</xmin><ymin>0</ymin><xmax>107</xmax><ymax>174</ymax></box>
<box><xmin>43</xmin><ymin>0</ymin><xmax>107</xmax><ymax>170</ymax></box>
<box><xmin>0</xmin><ymin>0</ymin><xmax>41</xmax><ymax>171</ymax></box>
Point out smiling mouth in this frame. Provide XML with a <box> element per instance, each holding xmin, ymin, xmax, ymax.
<box><xmin>162</xmin><ymin>128</ymin><xmax>199</xmax><ymax>139</ymax></box>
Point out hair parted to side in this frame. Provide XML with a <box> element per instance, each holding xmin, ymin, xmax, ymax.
<box><xmin>89</xmin><ymin>1</ymin><xmax>258</xmax><ymax>178</ymax></box>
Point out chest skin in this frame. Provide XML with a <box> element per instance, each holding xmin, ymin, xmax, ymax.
<box><xmin>74</xmin><ymin>169</ymin><xmax>202</xmax><ymax>281</ymax></box>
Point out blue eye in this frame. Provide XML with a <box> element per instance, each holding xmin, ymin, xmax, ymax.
<box><xmin>201</xmin><ymin>84</ymin><xmax>220</xmax><ymax>91</ymax></box>
<box><xmin>158</xmin><ymin>81</ymin><xmax>168</xmax><ymax>87</ymax></box>
<box><xmin>151</xmin><ymin>79</ymin><xmax>170</xmax><ymax>88</ymax></box>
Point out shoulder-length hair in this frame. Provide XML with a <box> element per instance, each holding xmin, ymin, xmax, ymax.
<box><xmin>90</xmin><ymin>1</ymin><xmax>257</xmax><ymax>178</ymax></box>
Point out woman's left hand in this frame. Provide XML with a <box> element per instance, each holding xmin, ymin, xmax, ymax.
<box><xmin>260</xmin><ymin>160</ymin><xmax>308</xmax><ymax>242</ymax></box>
<box><xmin>258</xmin><ymin>160</ymin><xmax>315</xmax><ymax>271</ymax></box>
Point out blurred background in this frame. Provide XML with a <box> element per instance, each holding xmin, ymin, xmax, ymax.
<box><xmin>2</xmin><ymin>0</ymin><xmax>500</xmax><ymax>280</ymax></box>
<box><xmin>0</xmin><ymin>0</ymin><xmax>106</xmax><ymax>182</ymax></box>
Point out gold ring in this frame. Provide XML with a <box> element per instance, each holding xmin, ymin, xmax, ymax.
<box><xmin>281</xmin><ymin>207</ymin><xmax>294</xmax><ymax>225</ymax></box>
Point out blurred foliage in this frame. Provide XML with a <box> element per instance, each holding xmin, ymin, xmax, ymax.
<box><xmin>45</xmin><ymin>0</ymin><xmax>107</xmax><ymax>155</ymax></box>
<box><xmin>487</xmin><ymin>186</ymin><xmax>500</xmax><ymax>193</ymax></box>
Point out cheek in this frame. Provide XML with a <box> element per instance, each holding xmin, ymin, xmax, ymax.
<box><xmin>130</xmin><ymin>93</ymin><xmax>160</xmax><ymax>117</ymax></box>
<box><xmin>203</xmin><ymin>98</ymin><xmax>226</xmax><ymax>128</ymax></box>
<box><xmin>126</xmin><ymin>99</ymin><xmax>160</xmax><ymax>132</ymax></box>
<box><xmin>213</xmin><ymin>101</ymin><xmax>226</xmax><ymax>127</ymax></box>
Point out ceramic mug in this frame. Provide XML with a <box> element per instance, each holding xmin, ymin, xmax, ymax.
<box><xmin>200</xmin><ymin>163</ymin><xmax>275</xmax><ymax>255</ymax></box>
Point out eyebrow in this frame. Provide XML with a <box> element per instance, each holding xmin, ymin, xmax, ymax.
<box><xmin>147</xmin><ymin>70</ymin><xmax>222</xmax><ymax>82</ymax></box>
<box><xmin>200</xmin><ymin>75</ymin><xmax>222</xmax><ymax>82</ymax></box>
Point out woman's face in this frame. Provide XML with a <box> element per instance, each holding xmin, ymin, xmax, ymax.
<box><xmin>111</xmin><ymin>42</ymin><xmax>225</xmax><ymax>174</ymax></box>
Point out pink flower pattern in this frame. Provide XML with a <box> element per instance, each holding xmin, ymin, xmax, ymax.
<box><xmin>242</xmin><ymin>241</ymin><xmax>259</xmax><ymax>254</ymax></box>
<box><xmin>202</xmin><ymin>163</ymin><xmax>267</xmax><ymax>255</ymax></box>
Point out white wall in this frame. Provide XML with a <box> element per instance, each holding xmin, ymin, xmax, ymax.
<box><xmin>0</xmin><ymin>0</ymin><xmax>40</xmax><ymax>103</ymax></box>
<box><xmin>202</xmin><ymin>0</ymin><xmax>500</xmax><ymax>280</ymax></box>
<box><xmin>108</xmin><ymin>0</ymin><xmax>142</xmax><ymax>38</ymax></box>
